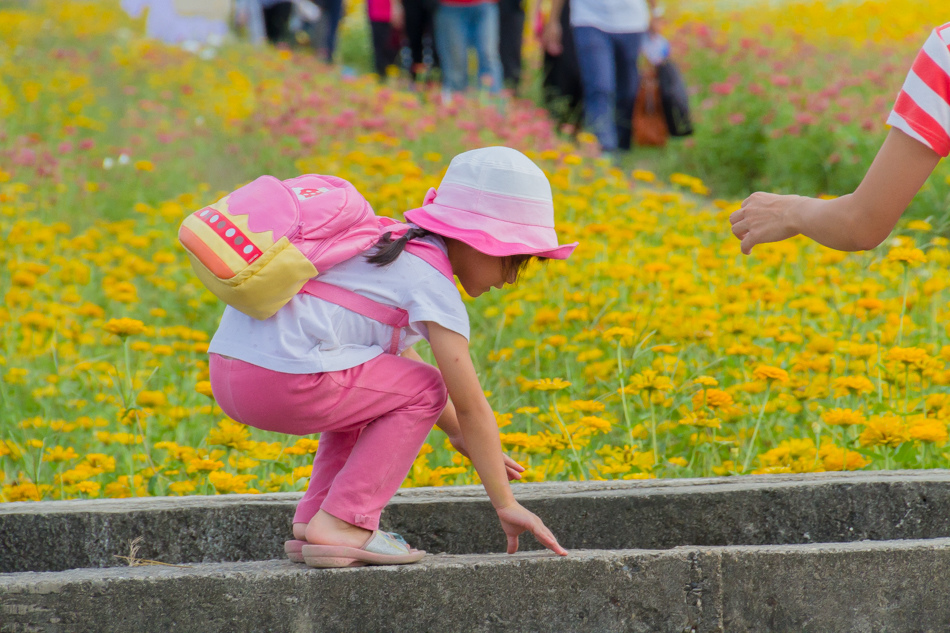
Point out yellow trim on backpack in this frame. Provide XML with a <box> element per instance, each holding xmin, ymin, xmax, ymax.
<box><xmin>187</xmin><ymin>236</ymin><xmax>318</xmax><ymax>320</ymax></box>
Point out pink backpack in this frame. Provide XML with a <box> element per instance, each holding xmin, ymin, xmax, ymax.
<box><xmin>179</xmin><ymin>174</ymin><xmax>452</xmax><ymax>349</ymax></box>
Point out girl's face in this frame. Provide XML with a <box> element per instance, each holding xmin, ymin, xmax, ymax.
<box><xmin>447</xmin><ymin>240</ymin><xmax>517</xmax><ymax>297</ymax></box>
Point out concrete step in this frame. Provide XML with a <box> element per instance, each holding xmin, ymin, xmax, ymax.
<box><xmin>5</xmin><ymin>471</ymin><xmax>950</xmax><ymax>632</ymax></box>
<box><xmin>4</xmin><ymin>470</ymin><xmax>950</xmax><ymax>573</ymax></box>
<box><xmin>4</xmin><ymin>539</ymin><xmax>950</xmax><ymax>633</ymax></box>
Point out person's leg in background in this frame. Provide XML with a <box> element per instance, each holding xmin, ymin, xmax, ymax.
<box><xmin>471</xmin><ymin>1</ymin><xmax>503</xmax><ymax>93</ymax></box>
<box><xmin>262</xmin><ymin>0</ymin><xmax>294</xmax><ymax>45</ymax></box>
<box><xmin>369</xmin><ymin>19</ymin><xmax>399</xmax><ymax>77</ymax></box>
<box><xmin>435</xmin><ymin>4</ymin><xmax>471</xmax><ymax>98</ymax></box>
<box><xmin>497</xmin><ymin>0</ymin><xmax>524</xmax><ymax>93</ymax></box>
<box><xmin>572</xmin><ymin>25</ymin><xmax>618</xmax><ymax>152</ymax></box>
<box><xmin>320</xmin><ymin>0</ymin><xmax>344</xmax><ymax>62</ymax></box>
<box><xmin>404</xmin><ymin>0</ymin><xmax>428</xmax><ymax>81</ymax></box>
<box><xmin>613</xmin><ymin>30</ymin><xmax>644</xmax><ymax>151</ymax></box>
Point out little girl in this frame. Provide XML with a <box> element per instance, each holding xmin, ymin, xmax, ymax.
<box><xmin>208</xmin><ymin>146</ymin><xmax>576</xmax><ymax>567</ymax></box>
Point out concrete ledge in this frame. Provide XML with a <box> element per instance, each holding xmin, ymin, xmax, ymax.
<box><xmin>3</xmin><ymin>539</ymin><xmax>950</xmax><ymax>633</ymax></box>
<box><xmin>5</xmin><ymin>471</ymin><xmax>950</xmax><ymax>573</ymax></box>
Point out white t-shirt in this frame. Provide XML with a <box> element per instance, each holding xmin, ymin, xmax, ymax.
<box><xmin>208</xmin><ymin>235</ymin><xmax>470</xmax><ymax>374</ymax></box>
<box><xmin>570</xmin><ymin>0</ymin><xmax>650</xmax><ymax>33</ymax></box>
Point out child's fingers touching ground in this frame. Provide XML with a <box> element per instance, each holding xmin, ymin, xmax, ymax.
<box><xmin>496</xmin><ymin>502</ymin><xmax>569</xmax><ymax>556</ymax></box>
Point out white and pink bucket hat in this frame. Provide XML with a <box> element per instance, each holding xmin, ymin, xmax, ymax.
<box><xmin>404</xmin><ymin>147</ymin><xmax>578</xmax><ymax>260</ymax></box>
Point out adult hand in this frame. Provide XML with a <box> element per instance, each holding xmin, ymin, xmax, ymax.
<box><xmin>449</xmin><ymin>434</ymin><xmax>525</xmax><ymax>481</ymax></box>
<box><xmin>542</xmin><ymin>20</ymin><xmax>563</xmax><ymax>56</ymax></box>
<box><xmin>729</xmin><ymin>192</ymin><xmax>806</xmax><ymax>255</ymax></box>
<box><xmin>496</xmin><ymin>501</ymin><xmax>568</xmax><ymax>556</ymax></box>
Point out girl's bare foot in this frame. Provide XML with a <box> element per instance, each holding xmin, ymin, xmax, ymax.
<box><xmin>292</xmin><ymin>510</ymin><xmax>372</xmax><ymax>548</ymax></box>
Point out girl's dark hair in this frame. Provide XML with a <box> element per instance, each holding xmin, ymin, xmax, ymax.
<box><xmin>368</xmin><ymin>230</ymin><xmax>548</xmax><ymax>284</ymax></box>
<box><xmin>366</xmin><ymin>226</ymin><xmax>431</xmax><ymax>267</ymax></box>
<box><xmin>503</xmin><ymin>254</ymin><xmax>547</xmax><ymax>284</ymax></box>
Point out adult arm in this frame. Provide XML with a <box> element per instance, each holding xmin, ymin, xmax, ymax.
<box><xmin>400</xmin><ymin>346</ymin><xmax>525</xmax><ymax>481</ymax></box>
<box><xmin>730</xmin><ymin>128</ymin><xmax>942</xmax><ymax>254</ymax></box>
<box><xmin>540</xmin><ymin>0</ymin><xmax>567</xmax><ymax>55</ymax></box>
<box><xmin>424</xmin><ymin>322</ymin><xmax>568</xmax><ymax>556</ymax></box>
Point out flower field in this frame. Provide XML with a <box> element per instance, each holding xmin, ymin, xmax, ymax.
<box><xmin>2</xmin><ymin>0</ymin><xmax>950</xmax><ymax>502</ymax></box>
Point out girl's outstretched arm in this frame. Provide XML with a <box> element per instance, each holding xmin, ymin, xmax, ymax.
<box><xmin>400</xmin><ymin>346</ymin><xmax>525</xmax><ymax>481</ymax></box>
<box><xmin>425</xmin><ymin>322</ymin><xmax>568</xmax><ymax>556</ymax></box>
<box><xmin>730</xmin><ymin>128</ymin><xmax>941</xmax><ymax>254</ymax></box>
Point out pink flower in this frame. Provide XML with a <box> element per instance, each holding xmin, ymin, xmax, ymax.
<box><xmin>747</xmin><ymin>83</ymin><xmax>765</xmax><ymax>96</ymax></box>
<box><xmin>79</xmin><ymin>139</ymin><xmax>95</xmax><ymax>150</ymax></box>
<box><xmin>711</xmin><ymin>82</ymin><xmax>734</xmax><ymax>96</ymax></box>
<box><xmin>728</xmin><ymin>113</ymin><xmax>746</xmax><ymax>125</ymax></box>
<box><xmin>794</xmin><ymin>113</ymin><xmax>817</xmax><ymax>126</ymax></box>
<box><xmin>771</xmin><ymin>74</ymin><xmax>792</xmax><ymax>88</ymax></box>
<box><xmin>57</xmin><ymin>141</ymin><xmax>73</xmax><ymax>153</ymax></box>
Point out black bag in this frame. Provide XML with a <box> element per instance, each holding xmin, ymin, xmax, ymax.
<box><xmin>656</xmin><ymin>60</ymin><xmax>693</xmax><ymax>137</ymax></box>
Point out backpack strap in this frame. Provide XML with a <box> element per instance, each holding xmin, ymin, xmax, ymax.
<box><xmin>300</xmin><ymin>280</ymin><xmax>409</xmax><ymax>356</ymax></box>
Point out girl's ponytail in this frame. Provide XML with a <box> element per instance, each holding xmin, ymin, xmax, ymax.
<box><xmin>366</xmin><ymin>227</ymin><xmax>432</xmax><ymax>267</ymax></box>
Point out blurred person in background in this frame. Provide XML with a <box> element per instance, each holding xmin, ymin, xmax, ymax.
<box><xmin>367</xmin><ymin>0</ymin><xmax>405</xmax><ymax>77</ymax></box>
<box><xmin>498</xmin><ymin>0</ymin><xmax>525</xmax><ymax>94</ymax></box>
<box><xmin>539</xmin><ymin>0</ymin><xmax>583</xmax><ymax>132</ymax></box>
<box><xmin>260</xmin><ymin>0</ymin><xmax>294</xmax><ymax>44</ymax></box>
<box><xmin>435</xmin><ymin>0</ymin><xmax>504</xmax><ymax>101</ymax></box>
<box><xmin>542</xmin><ymin>0</ymin><xmax>657</xmax><ymax>156</ymax></box>
<box><xmin>403</xmin><ymin>0</ymin><xmax>441</xmax><ymax>83</ymax></box>
<box><xmin>121</xmin><ymin>0</ymin><xmax>232</xmax><ymax>43</ymax></box>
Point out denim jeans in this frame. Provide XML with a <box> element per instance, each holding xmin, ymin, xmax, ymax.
<box><xmin>434</xmin><ymin>3</ymin><xmax>503</xmax><ymax>95</ymax></box>
<box><xmin>572</xmin><ymin>26</ymin><xmax>644</xmax><ymax>152</ymax></box>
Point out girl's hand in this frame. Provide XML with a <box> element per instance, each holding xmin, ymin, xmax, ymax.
<box><xmin>496</xmin><ymin>501</ymin><xmax>568</xmax><ymax>556</ymax></box>
<box><xmin>729</xmin><ymin>192</ymin><xmax>805</xmax><ymax>254</ymax></box>
<box><xmin>449</xmin><ymin>434</ymin><xmax>525</xmax><ymax>481</ymax></box>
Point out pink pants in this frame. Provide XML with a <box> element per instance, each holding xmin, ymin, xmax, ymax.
<box><xmin>209</xmin><ymin>353</ymin><xmax>448</xmax><ymax>530</ymax></box>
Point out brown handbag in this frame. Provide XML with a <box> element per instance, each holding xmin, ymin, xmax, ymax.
<box><xmin>633</xmin><ymin>66</ymin><xmax>669</xmax><ymax>147</ymax></box>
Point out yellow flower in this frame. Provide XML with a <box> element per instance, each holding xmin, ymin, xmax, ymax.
<box><xmin>818</xmin><ymin>444</ymin><xmax>870</xmax><ymax>471</ymax></box>
<box><xmin>283</xmin><ymin>438</ymin><xmax>320</xmax><ymax>455</ymax></box>
<box><xmin>886</xmin><ymin>346</ymin><xmax>932</xmax><ymax>369</ymax></box>
<box><xmin>859</xmin><ymin>416</ymin><xmax>909</xmax><ymax>448</ymax></box>
<box><xmin>43</xmin><ymin>446</ymin><xmax>79</xmax><ymax>463</ymax></box>
<box><xmin>692</xmin><ymin>388</ymin><xmax>734</xmax><ymax>410</ymax></box>
<box><xmin>679</xmin><ymin>411</ymin><xmax>722</xmax><ymax>429</ymax></box>
<box><xmin>103</xmin><ymin>318</ymin><xmax>146</xmax><ymax>337</ymax></box>
<box><xmin>136</xmin><ymin>390</ymin><xmax>167</xmax><ymax>408</ymax></box>
<box><xmin>908</xmin><ymin>418</ymin><xmax>948</xmax><ymax>444</ymax></box>
<box><xmin>195</xmin><ymin>381</ymin><xmax>214</xmax><ymax>398</ymax></box>
<box><xmin>187</xmin><ymin>458</ymin><xmax>225</xmax><ymax>473</ymax></box>
<box><xmin>134</xmin><ymin>160</ymin><xmax>154</xmax><ymax>172</ymax></box>
<box><xmin>886</xmin><ymin>247</ymin><xmax>926</xmax><ymax>266</ymax></box>
<box><xmin>693</xmin><ymin>376</ymin><xmax>719</xmax><ymax>387</ymax></box>
<box><xmin>753</xmin><ymin>365</ymin><xmax>789</xmax><ymax>384</ymax></box>
<box><xmin>169</xmin><ymin>481</ymin><xmax>197</xmax><ymax>495</ymax></box>
<box><xmin>206</xmin><ymin>419</ymin><xmax>253</xmax><ymax>451</ymax></box>
<box><xmin>525</xmin><ymin>377</ymin><xmax>572</xmax><ymax>391</ymax></box>
<box><xmin>832</xmin><ymin>375</ymin><xmax>875</xmax><ymax>397</ymax></box>
<box><xmin>627</xmin><ymin>370</ymin><xmax>674</xmax><ymax>393</ymax></box>
<box><xmin>822</xmin><ymin>408</ymin><xmax>866</xmax><ymax>427</ymax></box>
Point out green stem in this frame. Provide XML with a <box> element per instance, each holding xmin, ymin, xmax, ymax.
<box><xmin>898</xmin><ymin>264</ymin><xmax>909</xmax><ymax>346</ymax></box>
<box><xmin>742</xmin><ymin>384</ymin><xmax>772</xmax><ymax>473</ymax></box>
<box><xmin>551</xmin><ymin>397</ymin><xmax>585</xmax><ymax>481</ymax></box>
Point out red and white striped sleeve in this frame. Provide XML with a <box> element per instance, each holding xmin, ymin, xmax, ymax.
<box><xmin>887</xmin><ymin>23</ymin><xmax>950</xmax><ymax>157</ymax></box>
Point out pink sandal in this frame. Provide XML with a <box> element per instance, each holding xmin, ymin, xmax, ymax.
<box><xmin>284</xmin><ymin>532</ymin><xmax>416</xmax><ymax>563</ymax></box>
<box><xmin>298</xmin><ymin>530</ymin><xmax>425</xmax><ymax>568</ymax></box>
